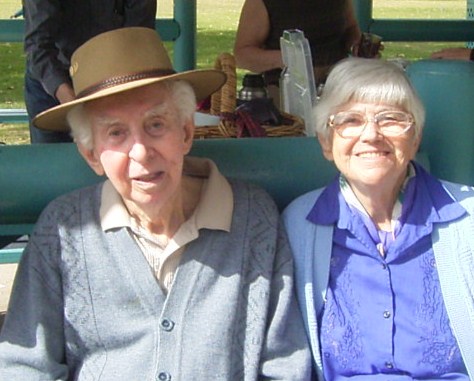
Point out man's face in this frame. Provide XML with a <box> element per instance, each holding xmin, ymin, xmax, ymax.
<box><xmin>79</xmin><ymin>83</ymin><xmax>194</xmax><ymax>213</ymax></box>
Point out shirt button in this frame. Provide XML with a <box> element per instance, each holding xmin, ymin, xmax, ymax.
<box><xmin>157</xmin><ymin>372</ymin><xmax>171</xmax><ymax>381</ymax></box>
<box><xmin>383</xmin><ymin>310</ymin><xmax>391</xmax><ymax>318</ymax></box>
<box><xmin>160</xmin><ymin>318</ymin><xmax>175</xmax><ymax>332</ymax></box>
<box><xmin>385</xmin><ymin>361</ymin><xmax>394</xmax><ymax>369</ymax></box>
<box><xmin>381</xmin><ymin>263</ymin><xmax>387</xmax><ymax>270</ymax></box>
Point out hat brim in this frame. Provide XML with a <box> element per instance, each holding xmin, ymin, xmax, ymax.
<box><xmin>34</xmin><ymin>69</ymin><xmax>226</xmax><ymax>132</ymax></box>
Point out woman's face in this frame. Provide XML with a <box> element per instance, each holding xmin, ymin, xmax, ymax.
<box><xmin>319</xmin><ymin>101</ymin><xmax>421</xmax><ymax>192</ymax></box>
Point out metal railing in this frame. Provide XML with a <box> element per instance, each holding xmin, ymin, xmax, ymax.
<box><xmin>354</xmin><ymin>0</ymin><xmax>474</xmax><ymax>42</ymax></box>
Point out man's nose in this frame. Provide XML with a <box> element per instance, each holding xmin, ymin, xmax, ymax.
<box><xmin>128</xmin><ymin>132</ymin><xmax>154</xmax><ymax>162</ymax></box>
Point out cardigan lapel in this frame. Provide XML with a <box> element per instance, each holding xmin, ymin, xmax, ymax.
<box><xmin>432</xmin><ymin>182</ymin><xmax>474</xmax><ymax>379</ymax></box>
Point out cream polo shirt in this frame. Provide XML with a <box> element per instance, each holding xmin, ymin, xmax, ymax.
<box><xmin>100</xmin><ymin>157</ymin><xmax>234</xmax><ymax>292</ymax></box>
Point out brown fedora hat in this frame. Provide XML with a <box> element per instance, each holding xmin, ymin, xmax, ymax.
<box><xmin>34</xmin><ymin>27</ymin><xmax>227</xmax><ymax>132</ymax></box>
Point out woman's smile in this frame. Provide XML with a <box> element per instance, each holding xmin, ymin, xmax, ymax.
<box><xmin>355</xmin><ymin>149</ymin><xmax>389</xmax><ymax>159</ymax></box>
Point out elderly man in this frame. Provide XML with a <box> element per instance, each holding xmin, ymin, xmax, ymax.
<box><xmin>0</xmin><ymin>28</ymin><xmax>311</xmax><ymax>380</ymax></box>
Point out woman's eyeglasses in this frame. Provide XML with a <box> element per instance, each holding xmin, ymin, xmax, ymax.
<box><xmin>328</xmin><ymin>110</ymin><xmax>414</xmax><ymax>138</ymax></box>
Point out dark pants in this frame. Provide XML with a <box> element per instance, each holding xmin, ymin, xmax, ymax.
<box><xmin>24</xmin><ymin>71</ymin><xmax>73</xmax><ymax>144</ymax></box>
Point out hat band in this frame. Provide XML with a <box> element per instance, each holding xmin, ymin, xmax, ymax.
<box><xmin>76</xmin><ymin>68</ymin><xmax>177</xmax><ymax>98</ymax></box>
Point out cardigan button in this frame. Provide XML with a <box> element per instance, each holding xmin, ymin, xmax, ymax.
<box><xmin>385</xmin><ymin>361</ymin><xmax>394</xmax><ymax>369</ymax></box>
<box><xmin>157</xmin><ymin>372</ymin><xmax>171</xmax><ymax>381</ymax></box>
<box><xmin>160</xmin><ymin>318</ymin><xmax>175</xmax><ymax>332</ymax></box>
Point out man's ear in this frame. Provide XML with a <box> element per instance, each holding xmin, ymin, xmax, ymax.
<box><xmin>182</xmin><ymin>118</ymin><xmax>195</xmax><ymax>155</ymax></box>
<box><xmin>77</xmin><ymin>143</ymin><xmax>105</xmax><ymax>176</ymax></box>
<box><xmin>317</xmin><ymin>133</ymin><xmax>334</xmax><ymax>161</ymax></box>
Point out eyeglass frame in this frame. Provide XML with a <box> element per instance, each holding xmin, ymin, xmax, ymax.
<box><xmin>327</xmin><ymin>110</ymin><xmax>415</xmax><ymax>138</ymax></box>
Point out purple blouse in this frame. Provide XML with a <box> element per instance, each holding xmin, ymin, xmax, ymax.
<box><xmin>307</xmin><ymin>162</ymin><xmax>468</xmax><ymax>380</ymax></box>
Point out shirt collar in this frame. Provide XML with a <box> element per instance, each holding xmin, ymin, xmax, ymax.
<box><xmin>307</xmin><ymin>161</ymin><xmax>466</xmax><ymax>227</ymax></box>
<box><xmin>100</xmin><ymin>156</ymin><xmax>233</xmax><ymax>232</ymax></box>
<box><xmin>407</xmin><ymin>161</ymin><xmax>466</xmax><ymax>224</ymax></box>
<box><xmin>306</xmin><ymin>176</ymin><xmax>340</xmax><ymax>225</ymax></box>
<box><xmin>338</xmin><ymin>163</ymin><xmax>415</xmax><ymax>228</ymax></box>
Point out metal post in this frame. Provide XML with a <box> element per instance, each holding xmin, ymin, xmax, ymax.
<box><xmin>467</xmin><ymin>0</ymin><xmax>474</xmax><ymax>48</ymax></box>
<box><xmin>353</xmin><ymin>0</ymin><xmax>373</xmax><ymax>33</ymax></box>
<box><xmin>173</xmin><ymin>0</ymin><xmax>196</xmax><ymax>71</ymax></box>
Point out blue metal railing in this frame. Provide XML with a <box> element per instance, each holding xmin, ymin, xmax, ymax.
<box><xmin>353</xmin><ymin>0</ymin><xmax>474</xmax><ymax>41</ymax></box>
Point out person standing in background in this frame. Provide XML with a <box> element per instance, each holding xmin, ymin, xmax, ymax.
<box><xmin>233</xmin><ymin>0</ymin><xmax>361</xmax><ymax>104</ymax></box>
<box><xmin>24</xmin><ymin>0</ymin><xmax>157</xmax><ymax>143</ymax></box>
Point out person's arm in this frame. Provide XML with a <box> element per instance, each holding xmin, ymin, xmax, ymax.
<box><xmin>123</xmin><ymin>0</ymin><xmax>157</xmax><ymax>29</ymax></box>
<box><xmin>0</xmin><ymin>204</ymin><xmax>68</xmax><ymax>380</ymax></box>
<box><xmin>431</xmin><ymin>47</ymin><xmax>473</xmax><ymax>61</ymax></box>
<box><xmin>343</xmin><ymin>0</ymin><xmax>362</xmax><ymax>51</ymax></box>
<box><xmin>23</xmin><ymin>0</ymin><xmax>71</xmax><ymax>100</ymax></box>
<box><xmin>233</xmin><ymin>0</ymin><xmax>284</xmax><ymax>73</ymax></box>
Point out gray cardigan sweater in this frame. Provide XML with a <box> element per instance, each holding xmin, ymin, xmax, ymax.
<box><xmin>0</xmin><ymin>181</ymin><xmax>311</xmax><ymax>380</ymax></box>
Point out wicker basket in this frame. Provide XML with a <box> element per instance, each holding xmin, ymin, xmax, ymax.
<box><xmin>194</xmin><ymin>53</ymin><xmax>305</xmax><ymax>139</ymax></box>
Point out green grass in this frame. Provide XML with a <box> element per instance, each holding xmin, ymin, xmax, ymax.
<box><xmin>0</xmin><ymin>43</ymin><xmax>24</xmax><ymax>109</ymax></box>
<box><xmin>0</xmin><ymin>0</ymin><xmax>470</xmax><ymax>144</ymax></box>
<box><xmin>373</xmin><ymin>0</ymin><xmax>465</xmax><ymax>18</ymax></box>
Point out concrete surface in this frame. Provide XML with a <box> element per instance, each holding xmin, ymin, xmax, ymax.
<box><xmin>0</xmin><ymin>263</ymin><xmax>18</xmax><ymax>312</ymax></box>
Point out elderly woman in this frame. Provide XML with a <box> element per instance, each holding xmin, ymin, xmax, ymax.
<box><xmin>0</xmin><ymin>28</ymin><xmax>311</xmax><ymax>380</ymax></box>
<box><xmin>283</xmin><ymin>57</ymin><xmax>474</xmax><ymax>380</ymax></box>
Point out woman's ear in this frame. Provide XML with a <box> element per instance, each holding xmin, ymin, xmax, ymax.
<box><xmin>317</xmin><ymin>133</ymin><xmax>334</xmax><ymax>161</ymax></box>
<box><xmin>77</xmin><ymin>144</ymin><xmax>105</xmax><ymax>176</ymax></box>
<box><xmin>414</xmin><ymin>131</ymin><xmax>422</xmax><ymax>152</ymax></box>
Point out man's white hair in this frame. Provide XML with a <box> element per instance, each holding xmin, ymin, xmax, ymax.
<box><xmin>67</xmin><ymin>80</ymin><xmax>197</xmax><ymax>150</ymax></box>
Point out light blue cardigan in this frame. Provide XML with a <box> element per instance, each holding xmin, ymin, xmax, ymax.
<box><xmin>283</xmin><ymin>180</ymin><xmax>474</xmax><ymax>380</ymax></box>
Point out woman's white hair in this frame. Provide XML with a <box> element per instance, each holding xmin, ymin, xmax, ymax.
<box><xmin>67</xmin><ymin>80</ymin><xmax>197</xmax><ymax>150</ymax></box>
<box><xmin>314</xmin><ymin>57</ymin><xmax>425</xmax><ymax>139</ymax></box>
